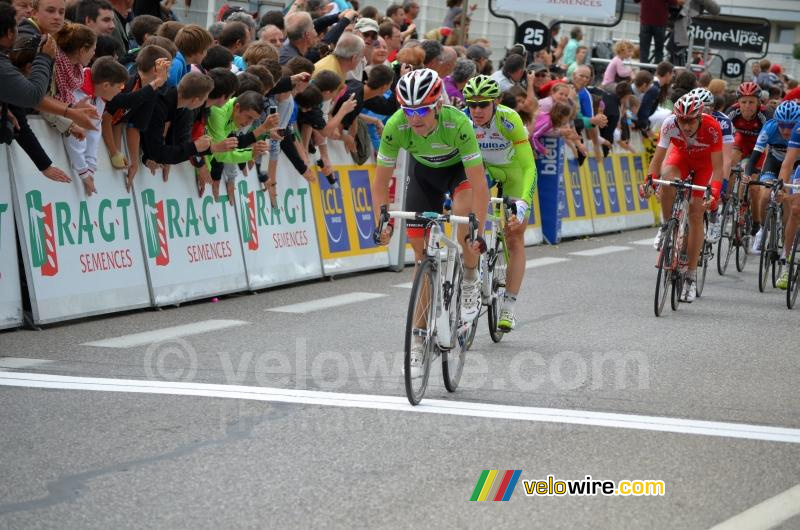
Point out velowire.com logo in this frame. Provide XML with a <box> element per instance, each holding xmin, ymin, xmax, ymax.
<box><xmin>470</xmin><ymin>470</ymin><xmax>521</xmax><ymax>502</ymax></box>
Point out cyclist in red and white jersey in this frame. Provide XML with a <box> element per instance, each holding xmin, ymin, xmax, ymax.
<box><xmin>728</xmin><ymin>82</ymin><xmax>768</xmax><ymax>167</ymax></box>
<box><xmin>644</xmin><ymin>95</ymin><xmax>724</xmax><ymax>302</ymax></box>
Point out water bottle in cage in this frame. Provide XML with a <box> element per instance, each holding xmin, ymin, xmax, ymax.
<box><xmin>443</xmin><ymin>193</ymin><xmax>452</xmax><ymax>212</ymax></box>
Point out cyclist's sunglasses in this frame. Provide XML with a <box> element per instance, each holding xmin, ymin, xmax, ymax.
<box><xmin>466</xmin><ymin>100</ymin><xmax>493</xmax><ymax>109</ymax></box>
<box><xmin>402</xmin><ymin>103</ymin><xmax>437</xmax><ymax>118</ymax></box>
<box><xmin>778</xmin><ymin>122</ymin><xmax>795</xmax><ymax>130</ymax></box>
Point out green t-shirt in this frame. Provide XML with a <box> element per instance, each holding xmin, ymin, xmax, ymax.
<box><xmin>377</xmin><ymin>105</ymin><xmax>483</xmax><ymax>169</ymax></box>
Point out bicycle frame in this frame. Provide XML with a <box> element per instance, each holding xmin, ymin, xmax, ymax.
<box><xmin>654</xmin><ymin>177</ymin><xmax>710</xmax><ymax>271</ymax></box>
<box><xmin>481</xmin><ymin>197</ymin><xmax>513</xmax><ymax>303</ymax></box>
<box><xmin>385</xmin><ymin>210</ymin><xmax>476</xmax><ymax>350</ymax></box>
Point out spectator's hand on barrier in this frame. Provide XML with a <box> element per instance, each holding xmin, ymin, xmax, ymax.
<box><xmin>82</xmin><ymin>174</ymin><xmax>96</xmax><ymax>196</ymax></box>
<box><xmin>252</xmin><ymin>140</ymin><xmax>269</xmax><ymax>157</ymax></box>
<box><xmin>7</xmin><ymin>111</ymin><xmax>19</xmax><ymax>131</ymax></box>
<box><xmin>590</xmin><ymin>114</ymin><xmax>608</xmax><ymax>128</ymax></box>
<box><xmin>69</xmin><ymin>124</ymin><xmax>86</xmax><ymax>140</ymax></box>
<box><xmin>162</xmin><ymin>164</ymin><xmax>171</xmax><ymax>182</ymax></box>
<box><xmin>40</xmin><ymin>34</ymin><xmax>57</xmax><ymax>59</ymax></box>
<box><xmin>196</xmin><ymin>165</ymin><xmax>211</xmax><ymax>197</ymax></box>
<box><xmin>42</xmin><ymin>166</ymin><xmax>71</xmax><ymax>183</ymax></box>
<box><xmin>194</xmin><ymin>135</ymin><xmax>211</xmax><ymax>153</ymax></box>
<box><xmin>302</xmin><ymin>168</ymin><xmax>316</xmax><ymax>183</ymax></box>
<box><xmin>211</xmin><ymin>137</ymin><xmax>238</xmax><ymax>152</ymax></box>
<box><xmin>110</xmin><ymin>151</ymin><xmax>128</xmax><ymax>169</ymax></box>
<box><xmin>68</xmin><ymin>100</ymin><xmax>99</xmax><ymax>130</ymax></box>
<box><xmin>342</xmin><ymin>132</ymin><xmax>356</xmax><ymax>153</ymax></box>
<box><xmin>145</xmin><ymin>159</ymin><xmax>160</xmax><ymax>175</ymax></box>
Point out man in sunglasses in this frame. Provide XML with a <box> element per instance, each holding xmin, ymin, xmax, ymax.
<box><xmin>643</xmin><ymin>94</ymin><xmax>724</xmax><ymax>303</ymax></box>
<box><xmin>372</xmin><ymin>68</ymin><xmax>490</xmax><ymax>326</ymax></box>
<box><xmin>462</xmin><ymin>75</ymin><xmax>536</xmax><ymax>332</ymax></box>
<box><xmin>752</xmin><ymin>101</ymin><xmax>800</xmax><ymax>288</ymax></box>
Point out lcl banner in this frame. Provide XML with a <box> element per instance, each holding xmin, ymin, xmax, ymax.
<box><xmin>495</xmin><ymin>0</ymin><xmax>617</xmax><ymax>22</ymax></box>
<box><xmin>688</xmin><ymin>16</ymin><xmax>770</xmax><ymax>54</ymax></box>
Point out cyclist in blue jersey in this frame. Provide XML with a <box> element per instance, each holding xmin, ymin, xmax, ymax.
<box><xmin>774</xmin><ymin>102</ymin><xmax>800</xmax><ymax>288</ymax></box>
<box><xmin>689</xmin><ymin>88</ymin><xmax>733</xmax><ymax>241</ymax></box>
<box><xmin>747</xmin><ymin>101</ymin><xmax>800</xmax><ymax>257</ymax></box>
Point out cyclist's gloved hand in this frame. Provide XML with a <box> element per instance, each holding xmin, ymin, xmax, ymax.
<box><xmin>465</xmin><ymin>234</ymin><xmax>487</xmax><ymax>254</ymax></box>
<box><xmin>639</xmin><ymin>174</ymin><xmax>656</xmax><ymax>199</ymax></box>
<box><xmin>708</xmin><ymin>180</ymin><xmax>722</xmax><ymax>211</ymax></box>
<box><xmin>514</xmin><ymin>200</ymin><xmax>528</xmax><ymax>222</ymax></box>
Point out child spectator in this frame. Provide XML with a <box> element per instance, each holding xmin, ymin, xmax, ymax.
<box><xmin>156</xmin><ymin>20</ymin><xmax>183</xmax><ymax>41</ymax></box>
<box><xmin>65</xmin><ymin>56</ymin><xmax>128</xmax><ymax>195</ymax></box>
<box><xmin>103</xmin><ymin>44</ymin><xmax>171</xmax><ymax>190</ymax></box>
<box><xmin>130</xmin><ymin>14</ymin><xmax>161</xmax><ymax>47</ymax></box>
<box><xmin>141</xmin><ymin>71</ymin><xmax>214</xmax><ymax>175</ymax></box>
<box><xmin>242</xmin><ymin>41</ymin><xmax>278</xmax><ymax>69</ymax></box>
<box><xmin>201</xmin><ymin>44</ymin><xmax>233</xmax><ymax>71</ymax></box>
<box><xmin>167</xmin><ymin>24</ymin><xmax>212</xmax><ymax>87</ymax></box>
<box><xmin>602</xmin><ymin>40</ymin><xmax>634</xmax><ymax>85</ymax></box>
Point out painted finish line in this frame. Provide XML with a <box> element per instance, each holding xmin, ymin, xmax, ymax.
<box><xmin>2</xmin><ymin>371</ymin><xmax>800</xmax><ymax>445</ymax></box>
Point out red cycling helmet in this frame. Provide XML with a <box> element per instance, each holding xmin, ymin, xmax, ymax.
<box><xmin>737</xmin><ymin>82</ymin><xmax>760</xmax><ymax>99</ymax></box>
<box><xmin>673</xmin><ymin>95</ymin><xmax>703</xmax><ymax>119</ymax></box>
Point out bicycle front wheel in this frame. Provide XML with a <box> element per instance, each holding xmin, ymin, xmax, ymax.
<box><xmin>443</xmin><ymin>260</ymin><xmax>466</xmax><ymax>393</ymax></box>
<box><xmin>736</xmin><ymin>209</ymin><xmax>752</xmax><ymax>272</ymax></box>
<box><xmin>404</xmin><ymin>259</ymin><xmax>436</xmax><ymax>406</ymax></box>
<box><xmin>487</xmin><ymin>237</ymin><xmax>507</xmax><ymax>342</ymax></box>
<box><xmin>717</xmin><ymin>201</ymin><xmax>734</xmax><ymax>276</ymax></box>
<box><xmin>696</xmin><ymin>217</ymin><xmax>709</xmax><ymax>297</ymax></box>
<box><xmin>655</xmin><ymin>219</ymin><xmax>676</xmax><ymax>316</ymax></box>
<box><xmin>789</xmin><ymin>231</ymin><xmax>800</xmax><ymax>309</ymax></box>
<box><xmin>758</xmin><ymin>213</ymin><xmax>773</xmax><ymax>293</ymax></box>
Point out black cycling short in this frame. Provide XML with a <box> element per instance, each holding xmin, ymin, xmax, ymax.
<box><xmin>759</xmin><ymin>152</ymin><xmax>799</xmax><ymax>181</ymax></box>
<box><xmin>404</xmin><ymin>158</ymin><xmax>469</xmax><ymax>236</ymax></box>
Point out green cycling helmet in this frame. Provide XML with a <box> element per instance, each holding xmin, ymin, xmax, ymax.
<box><xmin>463</xmin><ymin>75</ymin><xmax>501</xmax><ymax>101</ymax></box>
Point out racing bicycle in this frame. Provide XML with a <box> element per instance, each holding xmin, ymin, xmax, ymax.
<box><xmin>377</xmin><ymin>206</ymin><xmax>478</xmax><ymax>405</ymax></box>
<box><xmin>716</xmin><ymin>166</ymin><xmax>752</xmax><ymax>275</ymax></box>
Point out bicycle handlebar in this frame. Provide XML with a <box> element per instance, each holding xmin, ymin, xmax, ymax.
<box><xmin>653</xmin><ymin>179</ymin><xmax>710</xmax><ymax>193</ymax></box>
<box><xmin>375</xmin><ymin>205</ymin><xmax>479</xmax><ymax>243</ymax></box>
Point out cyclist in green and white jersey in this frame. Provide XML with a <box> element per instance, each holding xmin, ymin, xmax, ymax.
<box><xmin>372</xmin><ymin>69</ymin><xmax>490</xmax><ymax>326</ymax></box>
<box><xmin>462</xmin><ymin>75</ymin><xmax>537</xmax><ymax>332</ymax></box>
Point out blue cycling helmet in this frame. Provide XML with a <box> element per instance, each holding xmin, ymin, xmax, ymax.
<box><xmin>775</xmin><ymin>100</ymin><xmax>800</xmax><ymax>124</ymax></box>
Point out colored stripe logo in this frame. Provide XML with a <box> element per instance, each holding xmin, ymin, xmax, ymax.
<box><xmin>470</xmin><ymin>470</ymin><xmax>521</xmax><ymax>501</ymax></box>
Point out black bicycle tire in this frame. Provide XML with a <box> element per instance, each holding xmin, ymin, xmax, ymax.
<box><xmin>716</xmin><ymin>200</ymin><xmax>733</xmax><ymax>276</ymax></box>
<box><xmin>758</xmin><ymin>212</ymin><xmax>772</xmax><ymax>293</ymax></box>
<box><xmin>404</xmin><ymin>259</ymin><xmax>436</xmax><ymax>406</ymax></box>
<box><xmin>487</xmin><ymin>237</ymin><xmax>507</xmax><ymax>343</ymax></box>
<box><xmin>789</xmin><ymin>230</ymin><xmax>800</xmax><ymax>309</ymax></box>
<box><xmin>655</xmin><ymin>219</ymin><xmax>675</xmax><ymax>316</ymax></box>
<box><xmin>697</xmin><ymin>217</ymin><xmax>709</xmax><ymax>297</ymax></box>
<box><xmin>442</xmin><ymin>260</ymin><xmax>466</xmax><ymax>393</ymax></box>
<box><xmin>736</xmin><ymin>209</ymin><xmax>752</xmax><ymax>272</ymax></box>
<box><xmin>772</xmin><ymin>214</ymin><xmax>784</xmax><ymax>289</ymax></box>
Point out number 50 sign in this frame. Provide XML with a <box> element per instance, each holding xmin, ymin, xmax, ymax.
<box><xmin>516</xmin><ymin>20</ymin><xmax>550</xmax><ymax>53</ymax></box>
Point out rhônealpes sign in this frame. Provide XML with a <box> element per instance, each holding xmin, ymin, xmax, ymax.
<box><xmin>689</xmin><ymin>16</ymin><xmax>770</xmax><ymax>54</ymax></box>
<box><xmin>494</xmin><ymin>0</ymin><xmax>616</xmax><ymax>22</ymax></box>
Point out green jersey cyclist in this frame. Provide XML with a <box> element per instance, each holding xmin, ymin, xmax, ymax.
<box><xmin>462</xmin><ymin>75</ymin><xmax>537</xmax><ymax>332</ymax></box>
<box><xmin>372</xmin><ymin>68</ymin><xmax>490</xmax><ymax>325</ymax></box>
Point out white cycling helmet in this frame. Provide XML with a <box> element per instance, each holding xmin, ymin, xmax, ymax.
<box><xmin>396</xmin><ymin>68</ymin><xmax>443</xmax><ymax>107</ymax></box>
<box><xmin>688</xmin><ymin>87</ymin><xmax>714</xmax><ymax>108</ymax></box>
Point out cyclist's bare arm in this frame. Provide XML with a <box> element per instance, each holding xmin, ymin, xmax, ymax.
<box><xmin>779</xmin><ymin>147</ymin><xmax>799</xmax><ymax>184</ymax></box>
<box><xmin>647</xmin><ymin>146</ymin><xmax>668</xmax><ymax>176</ymax></box>
<box><xmin>465</xmin><ymin>163</ymin><xmax>489</xmax><ymax>232</ymax></box>
<box><xmin>711</xmin><ymin>151</ymin><xmax>724</xmax><ymax>184</ymax></box>
<box><xmin>372</xmin><ymin>163</ymin><xmax>394</xmax><ymax>221</ymax></box>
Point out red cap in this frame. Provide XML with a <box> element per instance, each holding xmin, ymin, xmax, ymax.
<box><xmin>784</xmin><ymin>87</ymin><xmax>800</xmax><ymax>102</ymax></box>
<box><xmin>539</xmin><ymin>79</ymin><xmax>560</xmax><ymax>98</ymax></box>
<box><xmin>440</xmin><ymin>27</ymin><xmax>453</xmax><ymax>37</ymax></box>
<box><xmin>770</xmin><ymin>64</ymin><xmax>783</xmax><ymax>74</ymax></box>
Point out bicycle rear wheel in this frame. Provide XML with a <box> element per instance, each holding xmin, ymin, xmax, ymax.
<box><xmin>655</xmin><ymin>219</ymin><xmax>676</xmax><ymax>316</ymax></box>
<box><xmin>717</xmin><ymin>201</ymin><xmax>734</xmax><ymax>276</ymax></box>
<box><xmin>788</xmin><ymin>231</ymin><xmax>800</xmax><ymax>309</ymax></box>
<box><xmin>758</xmin><ymin>213</ymin><xmax>773</xmax><ymax>293</ymax></box>
<box><xmin>404</xmin><ymin>259</ymin><xmax>436</xmax><ymax>406</ymax></box>
<box><xmin>487</xmin><ymin>237</ymin><xmax>507</xmax><ymax>342</ymax></box>
<box><xmin>772</xmin><ymin>217</ymin><xmax>784</xmax><ymax>288</ymax></box>
<box><xmin>736</xmin><ymin>209</ymin><xmax>752</xmax><ymax>272</ymax></box>
<box><xmin>443</xmin><ymin>261</ymin><xmax>466</xmax><ymax>393</ymax></box>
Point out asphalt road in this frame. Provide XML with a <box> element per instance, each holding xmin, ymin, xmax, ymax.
<box><xmin>1</xmin><ymin>227</ymin><xmax>799</xmax><ymax>529</ymax></box>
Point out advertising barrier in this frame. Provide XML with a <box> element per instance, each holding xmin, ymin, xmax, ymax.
<box><xmin>0</xmin><ymin>147</ymin><xmax>23</xmax><ymax>329</ymax></box>
<box><xmin>133</xmin><ymin>162</ymin><xmax>248</xmax><ymax>306</ymax></box>
<box><xmin>536</xmin><ymin>136</ymin><xmax>564</xmax><ymax>244</ymax></box>
<box><xmin>308</xmin><ymin>142</ymin><xmax>389</xmax><ymax>275</ymax></box>
<box><xmin>235</xmin><ymin>159</ymin><xmax>322</xmax><ymax>290</ymax></box>
<box><xmin>10</xmin><ymin>118</ymin><xmax>151</xmax><ymax>324</ymax></box>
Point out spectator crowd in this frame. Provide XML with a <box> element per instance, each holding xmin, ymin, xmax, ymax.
<box><xmin>0</xmin><ymin>0</ymin><xmax>797</xmax><ymax>208</ymax></box>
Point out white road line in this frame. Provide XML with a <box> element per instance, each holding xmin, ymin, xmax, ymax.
<box><xmin>710</xmin><ymin>484</ymin><xmax>800</xmax><ymax>530</ymax></box>
<box><xmin>526</xmin><ymin>257</ymin><xmax>570</xmax><ymax>269</ymax></box>
<box><xmin>2</xmin><ymin>371</ymin><xmax>800</xmax><ymax>445</ymax></box>
<box><xmin>0</xmin><ymin>358</ymin><xmax>53</xmax><ymax>369</ymax></box>
<box><xmin>82</xmin><ymin>320</ymin><xmax>249</xmax><ymax>348</ymax></box>
<box><xmin>393</xmin><ymin>282</ymin><xmax>413</xmax><ymax>289</ymax></box>
<box><xmin>631</xmin><ymin>238</ymin><xmax>656</xmax><ymax>246</ymax></box>
<box><xmin>569</xmin><ymin>246</ymin><xmax>632</xmax><ymax>257</ymax></box>
<box><xmin>267</xmin><ymin>292</ymin><xmax>386</xmax><ymax>314</ymax></box>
